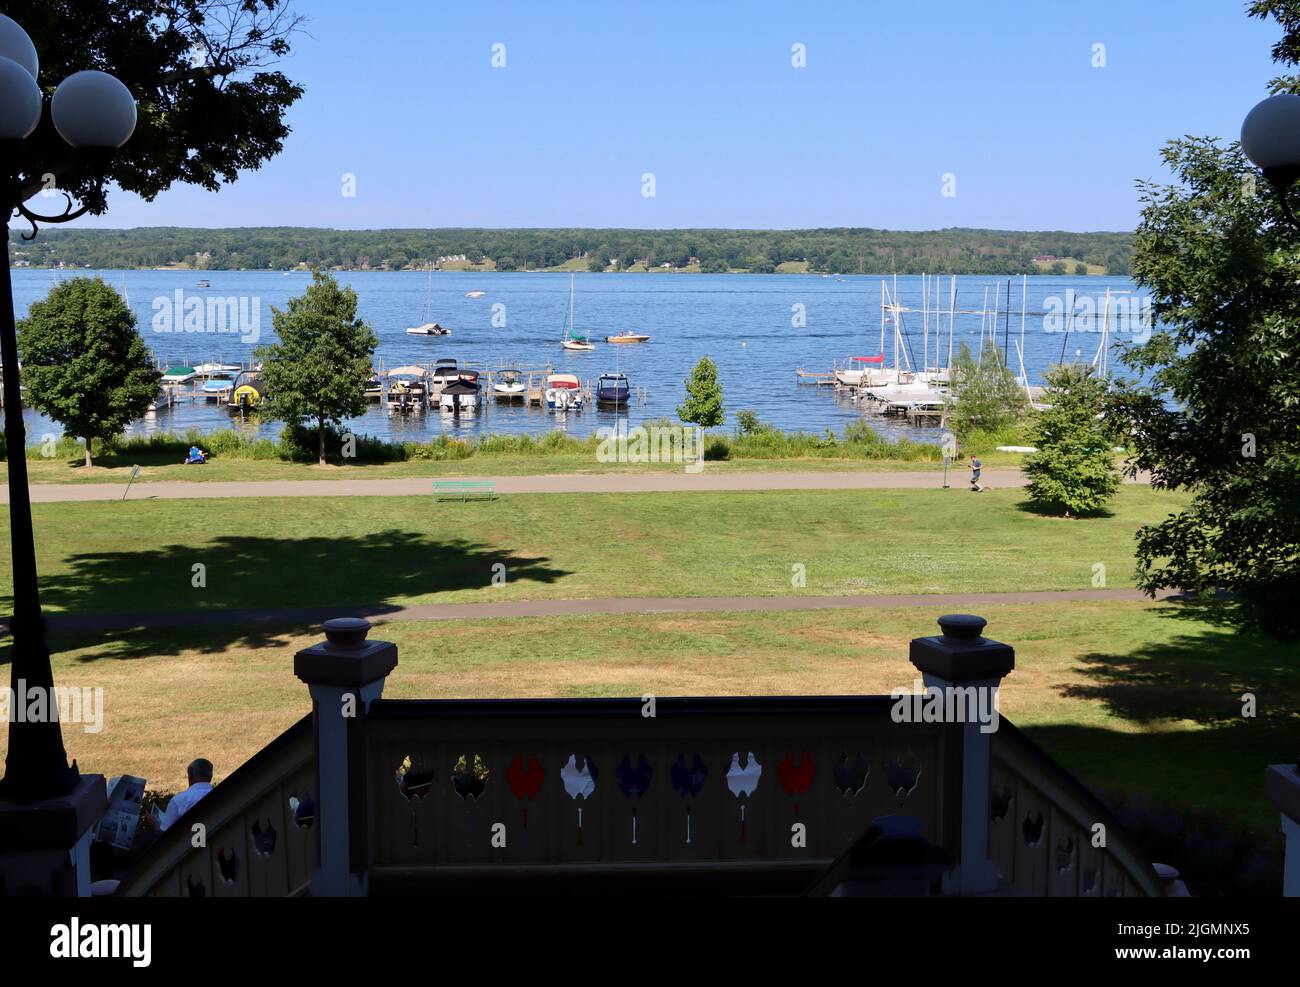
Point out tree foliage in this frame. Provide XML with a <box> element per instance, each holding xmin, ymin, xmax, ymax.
<box><xmin>945</xmin><ymin>341</ymin><xmax>1027</xmax><ymax>442</ymax></box>
<box><xmin>9</xmin><ymin>225</ymin><xmax>1135</xmax><ymax>276</ymax></box>
<box><xmin>1109</xmin><ymin>2</ymin><xmax>1300</xmax><ymax>639</ymax></box>
<box><xmin>256</xmin><ymin>271</ymin><xmax>378</xmax><ymax>465</ymax></box>
<box><xmin>1023</xmin><ymin>364</ymin><xmax>1119</xmax><ymax>516</ymax></box>
<box><xmin>17</xmin><ymin>277</ymin><xmax>159</xmax><ymax>466</ymax></box>
<box><xmin>4</xmin><ymin>0</ymin><xmax>304</xmax><ymax>213</ymax></box>
<box><xmin>677</xmin><ymin>356</ymin><xmax>724</xmax><ymax>428</ymax></box>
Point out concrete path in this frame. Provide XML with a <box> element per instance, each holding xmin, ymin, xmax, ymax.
<box><xmin>14</xmin><ymin>469</ymin><xmax>1030</xmax><ymax>503</ymax></box>
<box><xmin>40</xmin><ymin>588</ymin><xmax>1175</xmax><ymax>633</ymax></box>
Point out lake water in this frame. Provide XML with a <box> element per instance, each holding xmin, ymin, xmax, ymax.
<box><xmin>10</xmin><ymin>269</ymin><xmax>1145</xmax><ymax>446</ymax></box>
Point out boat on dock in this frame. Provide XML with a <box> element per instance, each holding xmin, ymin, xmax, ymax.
<box><xmin>595</xmin><ymin>372</ymin><xmax>630</xmax><ymax>407</ymax></box>
<box><xmin>428</xmin><ymin>359</ymin><xmax>460</xmax><ymax>397</ymax></box>
<box><xmin>386</xmin><ymin>365</ymin><xmax>430</xmax><ymax>414</ymax></box>
<box><xmin>544</xmin><ymin>372</ymin><xmax>583</xmax><ymax>411</ymax></box>
<box><xmin>201</xmin><ymin>370</ymin><xmax>239</xmax><ymax>399</ymax></box>
<box><xmin>492</xmin><ymin>368</ymin><xmax>526</xmax><ymax>401</ymax></box>
<box><xmin>161</xmin><ymin>365</ymin><xmax>197</xmax><ymax>385</ymax></box>
<box><xmin>605</xmin><ymin>330</ymin><xmax>649</xmax><ymax>344</ymax></box>
<box><xmin>438</xmin><ymin>377</ymin><xmax>481</xmax><ymax>414</ymax></box>
<box><xmin>227</xmin><ymin>372</ymin><xmax>267</xmax><ymax>412</ymax></box>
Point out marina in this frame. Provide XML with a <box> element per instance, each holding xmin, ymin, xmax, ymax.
<box><xmin>11</xmin><ymin>269</ymin><xmax>1143</xmax><ymax>443</ymax></box>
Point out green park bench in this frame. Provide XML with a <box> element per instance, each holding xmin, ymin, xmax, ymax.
<box><xmin>433</xmin><ymin>479</ymin><xmax>495</xmax><ymax>503</ymax></box>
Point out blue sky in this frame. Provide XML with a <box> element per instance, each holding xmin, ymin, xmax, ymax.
<box><xmin>84</xmin><ymin>0</ymin><xmax>1282</xmax><ymax>231</ymax></box>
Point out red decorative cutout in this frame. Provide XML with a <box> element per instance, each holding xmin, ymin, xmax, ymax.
<box><xmin>507</xmin><ymin>755</ymin><xmax>545</xmax><ymax>800</ymax></box>
<box><xmin>778</xmin><ymin>751</ymin><xmax>816</xmax><ymax>797</ymax></box>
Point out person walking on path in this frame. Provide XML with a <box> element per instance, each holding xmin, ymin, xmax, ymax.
<box><xmin>969</xmin><ymin>456</ymin><xmax>985</xmax><ymax>493</ymax></box>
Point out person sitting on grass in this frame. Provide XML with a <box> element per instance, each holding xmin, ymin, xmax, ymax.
<box><xmin>142</xmin><ymin>758</ymin><xmax>215</xmax><ymax>834</ymax></box>
<box><xmin>184</xmin><ymin>445</ymin><xmax>208</xmax><ymax>465</ymax></box>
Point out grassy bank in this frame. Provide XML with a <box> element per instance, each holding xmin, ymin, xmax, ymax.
<box><xmin>21</xmin><ymin>601</ymin><xmax>1295</xmax><ymax>868</ymax></box>
<box><xmin>1</xmin><ymin>421</ymin><xmax>1047</xmax><ymax>484</ymax></box>
<box><xmin>2</xmin><ymin>486</ymin><xmax>1183</xmax><ymax>615</ymax></box>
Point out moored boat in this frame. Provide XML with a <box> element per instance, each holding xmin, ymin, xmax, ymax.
<box><xmin>161</xmin><ymin>365</ymin><xmax>197</xmax><ymax>385</ymax></box>
<box><xmin>595</xmin><ymin>372</ymin><xmax>630</xmax><ymax>407</ymax></box>
<box><xmin>605</xmin><ymin>330</ymin><xmax>650</xmax><ymax>344</ymax></box>
<box><xmin>227</xmin><ymin>372</ymin><xmax>267</xmax><ymax>411</ymax></box>
<box><xmin>543</xmin><ymin>372</ymin><xmax>583</xmax><ymax>410</ymax></box>
<box><xmin>438</xmin><ymin>377</ymin><xmax>480</xmax><ymax>414</ymax></box>
<box><xmin>406</xmin><ymin>322</ymin><xmax>451</xmax><ymax>336</ymax></box>
<box><xmin>201</xmin><ymin>370</ymin><xmax>238</xmax><ymax>399</ymax></box>
<box><xmin>559</xmin><ymin>273</ymin><xmax>596</xmax><ymax>350</ymax></box>
<box><xmin>492</xmin><ymin>369</ymin><xmax>526</xmax><ymax>400</ymax></box>
<box><xmin>386</xmin><ymin>365</ymin><xmax>429</xmax><ymax>414</ymax></box>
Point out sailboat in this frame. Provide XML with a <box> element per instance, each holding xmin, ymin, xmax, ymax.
<box><xmin>560</xmin><ymin>273</ymin><xmax>595</xmax><ymax>351</ymax></box>
<box><xmin>407</xmin><ymin>270</ymin><xmax>452</xmax><ymax>336</ymax></box>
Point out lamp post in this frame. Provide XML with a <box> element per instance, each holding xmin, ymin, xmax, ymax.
<box><xmin>0</xmin><ymin>14</ymin><xmax>136</xmax><ymax>802</ymax></box>
<box><xmin>1241</xmin><ymin>93</ymin><xmax>1300</xmax><ymax>230</ymax></box>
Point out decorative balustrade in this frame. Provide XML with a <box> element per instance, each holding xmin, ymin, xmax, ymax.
<box><xmin>116</xmin><ymin>613</ymin><xmax>1166</xmax><ymax>896</ymax></box>
<box><xmin>115</xmin><ymin>714</ymin><xmax>316</xmax><ymax>897</ymax></box>
<box><xmin>989</xmin><ymin>720</ymin><xmax>1160</xmax><ymax>897</ymax></box>
<box><xmin>365</xmin><ymin>697</ymin><xmax>945</xmax><ymax>894</ymax></box>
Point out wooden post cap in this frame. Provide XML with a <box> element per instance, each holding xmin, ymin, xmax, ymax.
<box><xmin>295</xmin><ymin>618</ymin><xmax>397</xmax><ymax>688</ymax></box>
<box><xmin>909</xmin><ymin>613</ymin><xmax>1015</xmax><ymax>683</ymax></box>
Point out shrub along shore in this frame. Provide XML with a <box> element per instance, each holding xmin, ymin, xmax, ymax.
<box><xmin>0</xmin><ymin>417</ymin><xmax>1020</xmax><ymax>468</ymax></box>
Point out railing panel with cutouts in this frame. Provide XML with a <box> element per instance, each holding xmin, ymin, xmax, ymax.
<box><xmin>366</xmin><ymin>696</ymin><xmax>947</xmax><ymax>887</ymax></box>
<box><xmin>989</xmin><ymin>720</ymin><xmax>1159</xmax><ymax>897</ymax></box>
<box><xmin>115</xmin><ymin>714</ymin><xmax>318</xmax><ymax>898</ymax></box>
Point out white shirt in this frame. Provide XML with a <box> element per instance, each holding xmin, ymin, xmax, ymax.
<box><xmin>159</xmin><ymin>782</ymin><xmax>213</xmax><ymax>832</ymax></box>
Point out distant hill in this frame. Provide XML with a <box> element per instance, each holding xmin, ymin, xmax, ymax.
<box><xmin>9</xmin><ymin>226</ymin><xmax>1133</xmax><ymax>276</ymax></box>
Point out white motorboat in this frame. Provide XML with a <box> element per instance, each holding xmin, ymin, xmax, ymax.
<box><xmin>492</xmin><ymin>369</ymin><xmax>526</xmax><ymax>400</ymax></box>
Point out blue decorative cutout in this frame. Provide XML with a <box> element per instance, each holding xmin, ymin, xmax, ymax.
<box><xmin>616</xmin><ymin>754</ymin><xmax>653</xmax><ymax>798</ymax></box>
<box><xmin>670</xmin><ymin>753</ymin><xmax>708</xmax><ymax>798</ymax></box>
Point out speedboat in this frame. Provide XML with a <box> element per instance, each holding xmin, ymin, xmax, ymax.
<box><xmin>492</xmin><ymin>369</ymin><xmax>526</xmax><ymax>400</ymax></box>
<box><xmin>605</xmin><ymin>330</ymin><xmax>650</xmax><ymax>344</ymax></box>
<box><xmin>161</xmin><ymin>365</ymin><xmax>197</xmax><ymax>384</ymax></box>
<box><xmin>439</xmin><ymin>377</ymin><xmax>480</xmax><ymax>413</ymax></box>
<box><xmin>465</xmin><ymin>290</ymin><xmax>486</xmax><ymax>298</ymax></box>
<box><xmin>406</xmin><ymin>322</ymin><xmax>451</xmax><ymax>336</ymax></box>
<box><xmin>428</xmin><ymin>359</ymin><xmax>460</xmax><ymax>395</ymax></box>
<box><xmin>596</xmin><ymin>372</ymin><xmax>630</xmax><ymax>407</ymax></box>
<box><xmin>544</xmin><ymin>373</ymin><xmax>583</xmax><ymax>410</ymax></box>
<box><xmin>201</xmin><ymin>370</ymin><xmax>238</xmax><ymax>399</ymax></box>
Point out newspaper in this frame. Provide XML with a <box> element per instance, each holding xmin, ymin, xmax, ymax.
<box><xmin>94</xmin><ymin>775</ymin><xmax>147</xmax><ymax>849</ymax></box>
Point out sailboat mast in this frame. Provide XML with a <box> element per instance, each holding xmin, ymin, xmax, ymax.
<box><xmin>947</xmin><ymin>275</ymin><xmax>956</xmax><ymax>372</ymax></box>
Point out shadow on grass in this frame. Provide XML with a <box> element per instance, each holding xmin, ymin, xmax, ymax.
<box><xmin>0</xmin><ymin>529</ymin><xmax>570</xmax><ymax>663</ymax></box>
<box><xmin>1014</xmin><ymin>497</ymin><xmax>1117</xmax><ymax>519</ymax></box>
<box><xmin>1018</xmin><ymin>600</ymin><xmax>1300</xmax><ymax>893</ymax></box>
<box><xmin>1059</xmin><ymin>602</ymin><xmax>1300</xmax><ymax>728</ymax></box>
<box><xmin>1018</xmin><ymin>722</ymin><xmax>1287</xmax><ymax>896</ymax></box>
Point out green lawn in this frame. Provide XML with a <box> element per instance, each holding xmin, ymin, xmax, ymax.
<box><xmin>2</xmin><ymin>486</ymin><xmax>1186</xmax><ymax>615</ymax></box>
<box><xmin>5</xmin><ymin>448</ymin><xmax>1036</xmax><ymax>484</ymax></box>
<box><xmin>24</xmin><ymin>601</ymin><xmax>1297</xmax><ymax>848</ymax></box>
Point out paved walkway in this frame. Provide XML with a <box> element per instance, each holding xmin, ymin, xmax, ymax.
<box><xmin>14</xmin><ymin>469</ymin><xmax>1034</xmax><ymax>503</ymax></box>
<box><xmin>40</xmin><ymin>588</ymin><xmax>1175</xmax><ymax>633</ymax></box>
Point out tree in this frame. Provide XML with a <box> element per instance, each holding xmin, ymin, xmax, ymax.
<box><xmin>256</xmin><ymin>271</ymin><xmax>378</xmax><ymax>465</ymax></box>
<box><xmin>1022</xmin><ymin>364</ymin><xmax>1119</xmax><ymax>516</ymax></box>
<box><xmin>677</xmin><ymin>356</ymin><xmax>724</xmax><ymax>428</ymax></box>
<box><xmin>8</xmin><ymin>0</ymin><xmax>304</xmax><ymax>214</ymax></box>
<box><xmin>945</xmin><ymin>342</ymin><xmax>1027</xmax><ymax>442</ymax></box>
<box><xmin>1074</xmin><ymin>263</ymin><xmax>1087</xmax><ymax>276</ymax></box>
<box><xmin>1107</xmin><ymin>0</ymin><xmax>1300</xmax><ymax>639</ymax></box>
<box><xmin>17</xmin><ymin>277</ymin><xmax>159</xmax><ymax>466</ymax></box>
